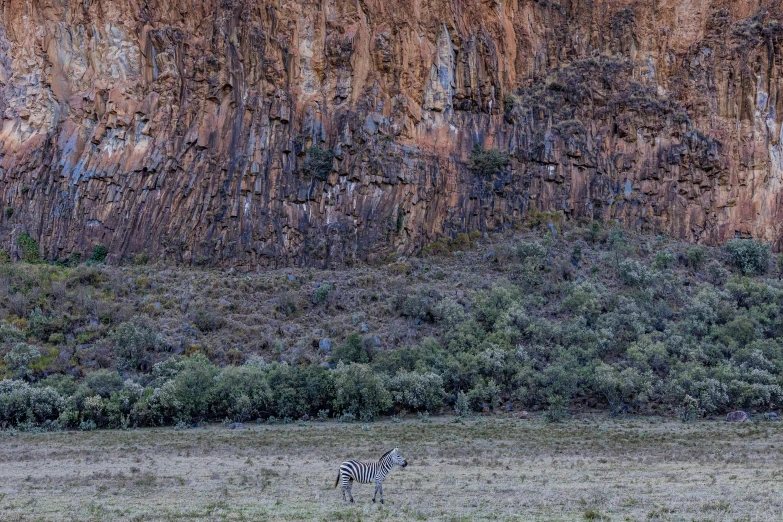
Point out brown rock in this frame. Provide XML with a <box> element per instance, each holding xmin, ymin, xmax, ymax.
<box><xmin>1</xmin><ymin>2</ymin><xmax>783</xmax><ymax>266</ymax></box>
<box><xmin>726</xmin><ymin>411</ymin><xmax>749</xmax><ymax>423</ymax></box>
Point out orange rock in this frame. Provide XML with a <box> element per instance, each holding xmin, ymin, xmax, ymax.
<box><xmin>1</xmin><ymin>1</ymin><xmax>783</xmax><ymax>265</ymax></box>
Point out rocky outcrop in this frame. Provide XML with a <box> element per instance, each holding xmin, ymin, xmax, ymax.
<box><xmin>1</xmin><ymin>1</ymin><xmax>783</xmax><ymax>267</ymax></box>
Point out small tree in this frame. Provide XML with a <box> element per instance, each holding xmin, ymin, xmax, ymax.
<box><xmin>725</xmin><ymin>239</ymin><xmax>770</xmax><ymax>275</ymax></box>
<box><xmin>303</xmin><ymin>146</ymin><xmax>335</xmax><ymax>180</ymax></box>
<box><xmin>90</xmin><ymin>245</ymin><xmax>108</xmax><ymax>263</ymax></box>
<box><xmin>469</xmin><ymin>144</ymin><xmax>510</xmax><ymax>177</ymax></box>
<box><xmin>16</xmin><ymin>232</ymin><xmax>40</xmax><ymax>263</ymax></box>
<box><xmin>4</xmin><ymin>343</ymin><xmax>41</xmax><ymax>378</ymax></box>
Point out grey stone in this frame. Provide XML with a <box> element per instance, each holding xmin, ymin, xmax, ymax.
<box><xmin>726</xmin><ymin>411</ymin><xmax>749</xmax><ymax>423</ymax></box>
<box><xmin>318</xmin><ymin>338</ymin><xmax>333</xmax><ymax>353</ymax></box>
<box><xmin>229</xmin><ymin>422</ymin><xmax>245</xmax><ymax>430</ymax></box>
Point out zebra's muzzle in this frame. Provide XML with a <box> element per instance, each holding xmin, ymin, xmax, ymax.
<box><xmin>401</xmin><ymin>460</ymin><xmax>408</xmax><ymax>468</ymax></box>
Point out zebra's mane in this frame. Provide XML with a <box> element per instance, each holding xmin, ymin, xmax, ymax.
<box><xmin>379</xmin><ymin>448</ymin><xmax>395</xmax><ymax>460</ymax></box>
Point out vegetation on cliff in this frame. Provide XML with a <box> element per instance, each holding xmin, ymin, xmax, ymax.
<box><xmin>1</xmin><ymin>221</ymin><xmax>782</xmax><ymax>430</ymax></box>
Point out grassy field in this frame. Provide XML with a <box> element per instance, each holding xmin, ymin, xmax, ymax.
<box><xmin>1</xmin><ymin>415</ymin><xmax>781</xmax><ymax>521</ymax></box>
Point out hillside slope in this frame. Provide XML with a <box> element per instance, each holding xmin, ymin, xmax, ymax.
<box><xmin>1</xmin><ymin>223</ymin><xmax>782</xmax><ymax>428</ymax></box>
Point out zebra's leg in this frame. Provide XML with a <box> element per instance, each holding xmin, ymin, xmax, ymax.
<box><xmin>378</xmin><ymin>483</ymin><xmax>384</xmax><ymax>504</ymax></box>
<box><xmin>348</xmin><ymin>479</ymin><xmax>354</xmax><ymax>503</ymax></box>
<box><xmin>373</xmin><ymin>482</ymin><xmax>379</xmax><ymax>503</ymax></box>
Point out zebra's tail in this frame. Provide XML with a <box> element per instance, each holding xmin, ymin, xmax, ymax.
<box><xmin>334</xmin><ymin>471</ymin><xmax>340</xmax><ymax>489</ymax></box>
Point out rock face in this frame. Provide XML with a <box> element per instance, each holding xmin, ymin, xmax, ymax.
<box><xmin>2</xmin><ymin>1</ymin><xmax>783</xmax><ymax>267</ymax></box>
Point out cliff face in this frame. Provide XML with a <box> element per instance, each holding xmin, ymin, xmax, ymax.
<box><xmin>1</xmin><ymin>0</ymin><xmax>783</xmax><ymax>267</ymax></box>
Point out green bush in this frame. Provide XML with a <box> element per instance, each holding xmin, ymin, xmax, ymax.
<box><xmin>468</xmin><ymin>144</ymin><xmax>510</xmax><ymax>177</ymax></box>
<box><xmin>331</xmin><ymin>333</ymin><xmax>371</xmax><ymax>364</ymax></box>
<box><xmin>315</xmin><ymin>283</ymin><xmax>331</xmax><ymax>305</ymax></box>
<box><xmin>653</xmin><ymin>250</ymin><xmax>674</xmax><ymax>270</ymax></box>
<box><xmin>706</xmin><ymin>260</ymin><xmax>729</xmax><ymax>285</ymax></box>
<box><xmin>725</xmin><ymin>239</ymin><xmax>770</xmax><ymax>275</ymax></box>
<box><xmin>388</xmin><ymin>370</ymin><xmax>445</xmax><ymax>411</ymax></box>
<box><xmin>332</xmin><ymin>363</ymin><xmax>391</xmax><ymax>421</ymax></box>
<box><xmin>16</xmin><ymin>232</ymin><xmax>40</xmax><ymax>263</ymax></box>
<box><xmin>4</xmin><ymin>343</ymin><xmax>41</xmax><ymax>378</ymax></box>
<box><xmin>617</xmin><ymin>259</ymin><xmax>651</xmax><ymax>286</ymax></box>
<box><xmin>685</xmin><ymin>245</ymin><xmax>706</xmax><ymax>270</ymax></box>
<box><xmin>543</xmin><ymin>394</ymin><xmax>569</xmax><ymax>422</ymax></box>
<box><xmin>90</xmin><ymin>245</ymin><xmax>108</xmax><ymax>263</ymax></box>
<box><xmin>158</xmin><ymin>354</ymin><xmax>219</xmax><ymax>423</ymax></box>
<box><xmin>465</xmin><ymin>378</ymin><xmax>500</xmax><ymax>411</ymax></box>
<box><xmin>516</xmin><ymin>240</ymin><xmax>547</xmax><ymax>265</ymax></box>
<box><xmin>586</xmin><ymin>222</ymin><xmax>601</xmax><ymax>244</ymax></box>
<box><xmin>303</xmin><ymin>146</ymin><xmax>334</xmax><ymax>180</ymax></box>
<box><xmin>0</xmin><ymin>380</ymin><xmax>63</xmax><ymax>427</ymax></box>
<box><xmin>210</xmin><ymin>365</ymin><xmax>268</xmax><ymax>422</ymax></box>
<box><xmin>110</xmin><ymin>316</ymin><xmax>165</xmax><ymax>370</ymax></box>
<box><xmin>81</xmin><ymin>370</ymin><xmax>125</xmax><ymax>398</ymax></box>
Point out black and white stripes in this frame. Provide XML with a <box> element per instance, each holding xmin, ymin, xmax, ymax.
<box><xmin>334</xmin><ymin>448</ymin><xmax>408</xmax><ymax>504</ymax></box>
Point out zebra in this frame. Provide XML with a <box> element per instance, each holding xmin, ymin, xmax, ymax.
<box><xmin>334</xmin><ymin>448</ymin><xmax>408</xmax><ymax>504</ymax></box>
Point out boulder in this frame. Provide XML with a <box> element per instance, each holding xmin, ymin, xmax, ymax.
<box><xmin>726</xmin><ymin>411</ymin><xmax>749</xmax><ymax>423</ymax></box>
<box><xmin>318</xmin><ymin>338</ymin><xmax>333</xmax><ymax>353</ymax></box>
<box><xmin>229</xmin><ymin>422</ymin><xmax>245</xmax><ymax>430</ymax></box>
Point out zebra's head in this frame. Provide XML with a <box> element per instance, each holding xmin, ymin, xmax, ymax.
<box><xmin>389</xmin><ymin>447</ymin><xmax>407</xmax><ymax>468</ymax></box>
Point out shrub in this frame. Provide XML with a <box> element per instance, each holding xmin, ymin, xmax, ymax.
<box><xmin>315</xmin><ymin>283</ymin><xmax>331</xmax><ymax>305</ymax></box>
<box><xmin>432</xmin><ymin>298</ymin><xmax>468</xmax><ymax>326</ymax></box>
<box><xmin>35</xmin><ymin>374</ymin><xmax>78</xmax><ymax>397</ymax></box>
<box><xmin>27</xmin><ymin>308</ymin><xmax>57</xmax><ymax>341</ymax></box>
<box><xmin>454</xmin><ymin>391</ymin><xmax>470</xmax><ymax>416</ymax></box>
<box><xmin>468</xmin><ymin>144</ymin><xmax>510</xmax><ymax>177</ymax></box>
<box><xmin>16</xmin><ymin>232</ymin><xmax>40</xmax><ymax>263</ymax></box>
<box><xmin>571</xmin><ymin>245</ymin><xmax>583</xmax><ymax>264</ymax></box>
<box><xmin>466</xmin><ymin>378</ymin><xmax>500</xmax><ymax>411</ymax></box>
<box><xmin>0</xmin><ymin>324</ymin><xmax>25</xmax><ymax>344</ymax></box>
<box><xmin>111</xmin><ymin>316</ymin><xmax>165</xmax><ymax>370</ymax></box>
<box><xmin>193</xmin><ymin>309</ymin><xmax>225</xmax><ymax>332</ymax></box>
<box><xmin>89</xmin><ymin>246</ymin><xmax>108</xmax><ymax>264</ymax></box>
<box><xmin>560</xmin><ymin>281</ymin><xmax>603</xmax><ymax>322</ymax></box>
<box><xmin>331</xmin><ymin>333</ymin><xmax>371</xmax><ymax>364</ymax></box>
<box><xmin>210</xmin><ymin>365</ymin><xmax>268</xmax><ymax>422</ymax></box>
<box><xmin>0</xmin><ymin>250</ymin><xmax>9</xmax><ymax>264</ymax></box>
<box><xmin>685</xmin><ymin>245</ymin><xmax>706</xmax><ymax>270</ymax></box>
<box><xmin>4</xmin><ymin>207</ymin><xmax>12</xmax><ymax>219</ymax></box>
<box><xmin>586</xmin><ymin>222</ymin><xmax>601</xmax><ymax>244</ymax></box>
<box><xmin>678</xmin><ymin>395</ymin><xmax>700</xmax><ymax>422</ymax></box>
<box><xmin>4</xmin><ymin>343</ymin><xmax>41</xmax><ymax>378</ymax></box>
<box><xmin>0</xmin><ymin>380</ymin><xmax>63</xmax><ymax>426</ymax></box>
<box><xmin>81</xmin><ymin>370</ymin><xmax>125</xmax><ymax>398</ymax></box>
<box><xmin>593</xmin><ymin>363</ymin><xmax>653</xmax><ymax>415</ymax></box>
<box><xmin>543</xmin><ymin>394</ymin><xmax>569</xmax><ymax>422</ymax></box>
<box><xmin>157</xmin><ymin>354</ymin><xmax>219</xmax><ymax>423</ymax></box>
<box><xmin>388</xmin><ymin>371</ymin><xmax>445</xmax><ymax>411</ymax></box>
<box><xmin>516</xmin><ymin>240</ymin><xmax>547</xmax><ymax>265</ymax></box>
<box><xmin>706</xmin><ymin>260</ymin><xmax>729</xmax><ymax>285</ymax></box>
<box><xmin>653</xmin><ymin>250</ymin><xmax>674</xmax><ymax>270</ymax></box>
<box><xmin>725</xmin><ymin>239</ymin><xmax>770</xmax><ymax>275</ymax></box>
<box><xmin>617</xmin><ymin>259</ymin><xmax>651</xmax><ymax>286</ymax></box>
<box><xmin>303</xmin><ymin>146</ymin><xmax>334</xmax><ymax>180</ymax></box>
<box><xmin>332</xmin><ymin>363</ymin><xmax>391</xmax><ymax>421</ymax></box>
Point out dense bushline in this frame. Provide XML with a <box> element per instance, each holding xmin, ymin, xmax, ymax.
<box><xmin>1</xmin><ymin>224</ymin><xmax>782</xmax><ymax>430</ymax></box>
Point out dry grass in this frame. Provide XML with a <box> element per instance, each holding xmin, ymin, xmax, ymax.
<box><xmin>1</xmin><ymin>415</ymin><xmax>782</xmax><ymax>521</ymax></box>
